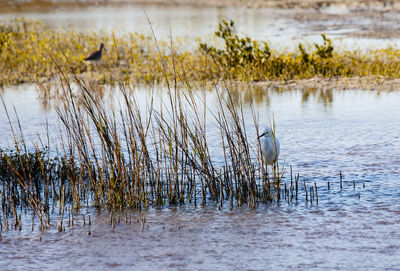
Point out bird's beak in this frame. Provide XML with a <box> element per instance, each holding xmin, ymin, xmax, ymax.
<box><xmin>258</xmin><ymin>132</ymin><xmax>266</xmax><ymax>139</ymax></box>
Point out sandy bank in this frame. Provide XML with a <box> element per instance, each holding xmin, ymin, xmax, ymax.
<box><xmin>260</xmin><ymin>76</ymin><xmax>400</xmax><ymax>91</ymax></box>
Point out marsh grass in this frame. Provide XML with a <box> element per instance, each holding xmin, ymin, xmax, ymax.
<box><xmin>0</xmin><ymin>83</ymin><xmax>286</xmax><ymax>230</ymax></box>
<box><xmin>0</xmin><ymin>17</ymin><xmax>183</xmax><ymax>85</ymax></box>
<box><xmin>0</xmin><ymin>30</ymin><xmax>291</xmax><ymax>230</ymax></box>
<box><xmin>0</xmin><ymin>82</ymin><xmax>359</xmax><ymax>231</ymax></box>
<box><xmin>1</xmin><ymin>18</ymin><xmax>400</xmax><ymax>86</ymax></box>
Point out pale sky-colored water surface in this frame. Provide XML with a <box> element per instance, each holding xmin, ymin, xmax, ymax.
<box><xmin>1</xmin><ymin>202</ymin><xmax>400</xmax><ymax>270</ymax></box>
<box><xmin>1</xmin><ymin>3</ymin><xmax>400</xmax><ymax>50</ymax></box>
<box><xmin>1</xmin><ymin>81</ymin><xmax>400</xmax><ymax>271</ymax></box>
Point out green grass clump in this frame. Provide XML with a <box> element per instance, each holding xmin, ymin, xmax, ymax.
<box><xmin>1</xmin><ymin>18</ymin><xmax>400</xmax><ymax>86</ymax></box>
<box><xmin>199</xmin><ymin>20</ymin><xmax>272</xmax><ymax>73</ymax></box>
<box><xmin>200</xmin><ymin>20</ymin><xmax>400</xmax><ymax>81</ymax></box>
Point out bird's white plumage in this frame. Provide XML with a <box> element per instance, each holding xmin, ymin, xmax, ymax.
<box><xmin>260</xmin><ymin>127</ymin><xmax>280</xmax><ymax>164</ymax></box>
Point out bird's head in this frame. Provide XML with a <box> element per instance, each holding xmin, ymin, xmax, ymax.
<box><xmin>100</xmin><ymin>43</ymin><xmax>107</xmax><ymax>52</ymax></box>
<box><xmin>258</xmin><ymin>127</ymin><xmax>273</xmax><ymax>139</ymax></box>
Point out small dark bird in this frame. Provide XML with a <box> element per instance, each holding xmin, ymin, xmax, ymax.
<box><xmin>84</xmin><ymin>43</ymin><xmax>106</xmax><ymax>61</ymax></box>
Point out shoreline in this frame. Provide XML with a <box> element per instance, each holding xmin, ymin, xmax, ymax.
<box><xmin>38</xmin><ymin>75</ymin><xmax>400</xmax><ymax>91</ymax></box>
<box><xmin>260</xmin><ymin>76</ymin><xmax>400</xmax><ymax>92</ymax></box>
<box><xmin>3</xmin><ymin>0</ymin><xmax>400</xmax><ymax>10</ymax></box>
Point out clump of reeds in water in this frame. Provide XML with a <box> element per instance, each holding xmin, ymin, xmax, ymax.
<box><xmin>0</xmin><ymin>71</ymin><xmax>289</xmax><ymax>231</ymax></box>
<box><xmin>56</xmin><ymin>74</ymin><xmax>286</xmax><ymax>208</ymax></box>
<box><xmin>0</xmin><ymin>77</ymin><xmax>367</xmax><ymax>232</ymax></box>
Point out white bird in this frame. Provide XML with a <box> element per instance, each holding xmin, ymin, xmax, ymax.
<box><xmin>259</xmin><ymin>127</ymin><xmax>280</xmax><ymax>164</ymax></box>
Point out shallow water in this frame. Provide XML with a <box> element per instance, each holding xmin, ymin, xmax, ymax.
<box><xmin>1</xmin><ymin>85</ymin><xmax>400</xmax><ymax>179</ymax></box>
<box><xmin>1</xmin><ymin>3</ymin><xmax>400</xmax><ymax>50</ymax></box>
<box><xmin>1</xmin><ymin>202</ymin><xmax>400</xmax><ymax>270</ymax></box>
<box><xmin>1</xmin><ymin>85</ymin><xmax>400</xmax><ymax>270</ymax></box>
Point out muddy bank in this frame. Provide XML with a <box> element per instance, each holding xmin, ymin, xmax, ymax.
<box><xmin>261</xmin><ymin>76</ymin><xmax>400</xmax><ymax>91</ymax></box>
<box><xmin>3</xmin><ymin>0</ymin><xmax>400</xmax><ymax>10</ymax></box>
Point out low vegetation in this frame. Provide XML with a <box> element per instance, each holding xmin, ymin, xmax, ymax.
<box><xmin>1</xmin><ymin>18</ymin><xmax>400</xmax><ymax>86</ymax></box>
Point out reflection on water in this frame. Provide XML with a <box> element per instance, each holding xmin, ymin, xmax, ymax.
<box><xmin>227</xmin><ymin>85</ymin><xmax>334</xmax><ymax>107</ymax></box>
<box><xmin>302</xmin><ymin>88</ymin><xmax>333</xmax><ymax>106</ymax></box>
<box><xmin>4</xmin><ymin>82</ymin><xmax>335</xmax><ymax>114</ymax></box>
